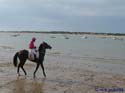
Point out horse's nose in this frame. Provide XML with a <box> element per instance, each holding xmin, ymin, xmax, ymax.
<box><xmin>50</xmin><ymin>46</ymin><xmax>52</xmax><ymax>50</ymax></box>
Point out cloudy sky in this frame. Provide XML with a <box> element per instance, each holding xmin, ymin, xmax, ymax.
<box><xmin>0</xmin><ymin>0</ymin><xmax>125</xmax><ymax>33</ymax></box>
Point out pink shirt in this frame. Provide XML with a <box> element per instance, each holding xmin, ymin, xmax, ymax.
<box><xmin>29</xmin><ymin>41</ymin><xmax>35</xmax><ymax>49</ymax></box>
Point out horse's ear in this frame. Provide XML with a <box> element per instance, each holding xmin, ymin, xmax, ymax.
<box><xmin>40</xmin><ymin>43</ymin><xmax>43</xmax><ymax>46</ymax></box>
<box><xmin>43</xmin><ymin>41</ymin><xmax>46</xmax><ymax>44</ymax></box>
<box><xmin>43</xmin><ymin>41</ymin><xmax>48</xmax><ymax>45</ymax></box>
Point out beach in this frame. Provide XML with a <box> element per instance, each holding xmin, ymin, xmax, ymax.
<box><xmin>0</xmin><ymin>32</ymin><xmax>125</xmax><ymax>93</ymax></box>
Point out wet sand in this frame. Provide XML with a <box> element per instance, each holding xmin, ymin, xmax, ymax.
<box><xmin>0</xmin><ymin>55</ymin><xmax>125</xmax><ymax>93</ymax></box>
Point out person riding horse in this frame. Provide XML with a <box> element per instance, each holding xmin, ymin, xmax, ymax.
<box><xmin>13</xmin><ymin>41</ymin><xmax>52</xmax><ymax>78</ymax></box>
<box><xmin>29</xmin><ymin>37</ymin><xmax>37</xmax><ymax>60</ymax></box>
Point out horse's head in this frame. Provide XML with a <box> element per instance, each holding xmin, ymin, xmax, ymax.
<box><xmin>43</xmin><ymin>41</ymin><xmax>52</xmax><ymax>49</ymax></box>
<box><xmin>39</xmin><ymin>41</ymin><xmax>52</xmax><ymax>52</ymax></box>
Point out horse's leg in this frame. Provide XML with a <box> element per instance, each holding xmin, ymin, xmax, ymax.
<box><xmin>20</xmin><ymin>60</ymin><xmax>27</xmax><ymax>76</ymax></box>
<box><xmin>41</xmin><ymin>63</ymin><xmax>46</xmax><ymax>77</ymax></box>
<box><xmin>18</xmin><ymin>59</ymin><xmax>27</xmax><ymax>76</ymax></box>
<box><xmin>21</xmin><ymin>66</ymin><xmax>27</xmax><ymax>76</ymax></box>
<box><xmin>17</xmin><ymin>64</ymin><xmax>21</xmax><ymax>76</ymax></box>
<box><xmin>34</xmin><ymin>63</ymin><xmax>40</xmax><ymax>78</ymax></box>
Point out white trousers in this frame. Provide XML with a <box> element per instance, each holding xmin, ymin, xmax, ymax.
<box><xmin>29</xmin><ymin>49</ymin><xmax>37</xmax><ymax>60</ymax></box>
<box><xmin>30</xmin><ymin>49</ymin><xmax>37</xmax><ymax>55</ymax></box>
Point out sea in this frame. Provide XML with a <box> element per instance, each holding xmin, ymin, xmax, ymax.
<box><xmin>0</xmin><ymin>32</ymin><xmax>125</xmax><ymax>75</ymax></box>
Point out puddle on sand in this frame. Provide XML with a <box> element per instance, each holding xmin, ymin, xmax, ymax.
<box><xmin>3</xmin><ymin>77</ymin><xmax>45</xmax><ymax>93</ymax></box>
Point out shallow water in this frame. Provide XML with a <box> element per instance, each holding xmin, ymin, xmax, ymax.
<box><xmin>0</xmin><ymin>32</ymin><xmax>125</xmax><ymax>59</ymax></box>
<box><xmin>0</xmin><ymin>32</ymin><xmax>125</xmax><ymax>75</ymax></box>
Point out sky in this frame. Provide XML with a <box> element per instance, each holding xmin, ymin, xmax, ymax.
<box><xmin>0</xmin><ymin>0</ymin><xmax>125</xmax><ymax>33</ymax></box>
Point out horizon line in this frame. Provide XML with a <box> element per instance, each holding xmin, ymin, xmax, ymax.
<box><xmin>0</xmin><ymin>31</ymin><xmax>125</xmax><ymax>36</ymax></box>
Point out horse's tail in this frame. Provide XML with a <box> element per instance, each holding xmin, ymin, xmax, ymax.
<box><xmin>13</xmin><ymin>52</ymin><xmax>19</xmax><ymax>67</ymax></box>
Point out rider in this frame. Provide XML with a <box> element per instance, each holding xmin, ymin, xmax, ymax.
<box><xmin>29</xmin><ymin>37</ymin><xmax>37</xmax><ymax>60</ymax></box>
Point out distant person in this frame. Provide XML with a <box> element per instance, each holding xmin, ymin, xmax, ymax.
<box><xmin>29</xmin><ymin>37</ymin><xmax>37</xmax><ymax>60</ymax></box>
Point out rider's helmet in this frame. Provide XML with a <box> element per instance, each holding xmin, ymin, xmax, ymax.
<box><xmin>32</xmin><ymin>37</ymin><xmax>36</xmax><ymax>41</ymax></box>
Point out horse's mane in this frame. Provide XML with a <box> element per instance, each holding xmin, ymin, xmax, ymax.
<box><xmin>38</xmin><ymin>43</ymin><xmax>43</xmax><ymax>51</ymax></box>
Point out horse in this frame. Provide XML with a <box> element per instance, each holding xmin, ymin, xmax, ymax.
<box><xmin>13</xmin><ymin>41</ymin><xmax>52</xmax><ymax>78</ymax></box>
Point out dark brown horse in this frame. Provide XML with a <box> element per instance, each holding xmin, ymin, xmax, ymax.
<box><xmin>13</xmin><ymin>42</ymin><xmax>52</xmax><ymax>78</ymax></box>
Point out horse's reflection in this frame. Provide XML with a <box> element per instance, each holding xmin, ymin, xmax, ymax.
<box><xmin>13</xmin><ymin>77</ymin><xmax>45</xmax><ymax>93</ymax></box>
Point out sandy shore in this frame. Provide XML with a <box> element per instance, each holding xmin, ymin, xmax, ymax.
<box><xmin>0</xmin><ymin>32</ymin><xmax>124</xmax><ymax>92</ymax></box>
<box><xmin>0</xmin><ymin>54</ymin><xmax>124</xmax><ymax>93</ymax></box>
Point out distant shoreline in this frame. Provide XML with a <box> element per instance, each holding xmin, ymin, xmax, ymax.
<box><xmin>0</xmin><ymin>31</ymin><xmax>125</xmax><ymax>36</ymax></box>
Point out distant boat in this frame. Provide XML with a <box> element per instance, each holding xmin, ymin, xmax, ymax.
<box><xmin>118</xmin><ymin>38</ymin><xmax>123</xmax><ymax>40</ymax></box>
<box><xmin>100</xmin><ymin>37</ymin><xmax>106</xmax><ymax>39</ymax></box>
<box><xmin>50</xmin><ymin>36</ymin><xmax>56</xmax><ymax>38</ymax></box>
<box><xmin>112</xmin><ymin>37</ymin><xmax>123</xmax><ymax>40</ymax></box>
<box><xmin>63</xmin><ymin>35</ymin><xmax>69</xmax><ymax>39</ymax></box>
<box><xmin>65</xmin><ymin>37</ymin><xmax>69</xmax><ymax>39</ymax></box>
<box><xmin>81</xmin><ymin>36</ymin><xmax>88</xmax><ymax>39</ymax></box>
<box><xmin>112</xmin><ymin>37</ymin><xmax>117</xmax><ymax>40</ymax></box>
<box><xmin>11</xmin><ymin>34</ymin><xmax>20</xmax><ymax>37</ymax></box>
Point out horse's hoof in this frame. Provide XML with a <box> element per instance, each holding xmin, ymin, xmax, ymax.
<box><xmin>18</xmin><ymin>74</ymin><xmax>21</xmax><ymax>77</ymax></box>
<box><xmin>33</xmin><ymin>75</ymin><xmax>36</xmax><ymax>79</ymax></box>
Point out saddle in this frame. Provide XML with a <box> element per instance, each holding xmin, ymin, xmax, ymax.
<box><xmin>28</xmin><ymin>49</ymin><xmax>39</xmax><ymax>61</ymax></box>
